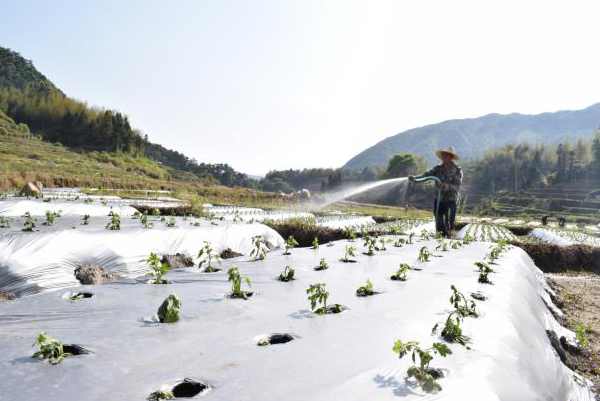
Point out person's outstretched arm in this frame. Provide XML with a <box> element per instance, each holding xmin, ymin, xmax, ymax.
<box><xmin>409</xmin><ymin>167</ymin><xmax>436</xmax><ymax>181</ymax></box>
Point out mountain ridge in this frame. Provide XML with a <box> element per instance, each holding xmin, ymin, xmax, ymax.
<box><xmin>344</xmin><ymin>102</ymin><xmax>600</xmax><ymax>170</ymax></box>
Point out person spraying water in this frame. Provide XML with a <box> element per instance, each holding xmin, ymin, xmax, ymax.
<box><xmin>409</xmin><ymin>146</ymin><xmax>463</xmax><ymax>238</ymax></box>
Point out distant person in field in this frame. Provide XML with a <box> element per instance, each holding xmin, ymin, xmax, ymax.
<box><xmin>409</xmin><ymin>146</ymin><xmax>463</xmax><ymax>238</ymax></box>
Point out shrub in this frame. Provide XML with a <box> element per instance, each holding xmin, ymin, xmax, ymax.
<box><xmin>157</xmin><ymin>294</ymin><xmax>182</xmax><ymax>323</ymax></box>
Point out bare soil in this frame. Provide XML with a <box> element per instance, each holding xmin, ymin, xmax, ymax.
<box><xmin>546</xmin><ymin>272</ymin><xmax>600</xmax><ymax>397</ymax></box>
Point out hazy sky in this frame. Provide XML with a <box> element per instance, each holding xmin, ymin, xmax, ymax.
<box><xmin>2</xmin><ymin>0</ymin><xmax>600</xmax><ymax>174</ymax></box>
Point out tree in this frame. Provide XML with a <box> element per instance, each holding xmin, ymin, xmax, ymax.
<box><xmin>384</xmin><ymin>153</ymin><xmax>428</xmax><ymax>178</ymax></box>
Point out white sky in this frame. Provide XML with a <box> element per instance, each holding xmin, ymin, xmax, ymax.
<box><xmin>2</xmin><ymin>0</ymin><xmax>600</xmax><ymax>174</ymax></box>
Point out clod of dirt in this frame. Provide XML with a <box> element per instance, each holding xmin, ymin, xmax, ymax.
<box><xmin>63</xmin><ymin>344</ymin><xmax>90</xmax><ymax>356</ymax></box>
<box><xmin>546</xmin><ymin>330</ymin><xmax>568</xmax><ymax>365</ymax></box>
<box><xmin>220</xmin><ymin>248</ymin><xmax>243</xmax><ymax>259</ymax></box>
<box><xmin>0</xmin><ymin>291</ymin><xmax>15</xmax><ymax>302</ymax></box>
<box><xmin>161</xmin><ymin>253</ymin><xmax>194</xmax><ymax>270</ymax></box>
<box><xmin>171</xmin><ymin>378</ymin><xmax>210</xmax><ymax>398</ymax></box>
<box><xmin>256</xmin><ymin>333</ymin><xmax>295</xmax><ymax>346</ymax></box>
<box><xmin>74</xmin><ymin>264</ymin><xmax>119</xmax><ymax>285</ymax></box>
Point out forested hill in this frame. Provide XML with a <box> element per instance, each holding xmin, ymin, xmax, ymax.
<box><xmin>344</xmin><ymin>103</ymin><xmax>600</xmax><ymax>171</ymax></box>
<box><xmin>0</xmin><ymin>46</ymin><xmax>250</xmax><ymax>187</ymax></box>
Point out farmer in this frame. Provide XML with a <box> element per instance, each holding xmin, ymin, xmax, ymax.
<box><xmin>409</xmin><ymin>146</ymin><xmax>462</xmax><ymax>238</ymax></box>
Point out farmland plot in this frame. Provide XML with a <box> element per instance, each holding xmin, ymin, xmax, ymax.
<box><xmin>457</xmin><ymin>223</ymin><xmax>517</xmax><ymax>242</ymax></box>
<box><xmin>0</xmin><ymin>229</ymin><xmax>593</xmax><ymax>399</ymax></box>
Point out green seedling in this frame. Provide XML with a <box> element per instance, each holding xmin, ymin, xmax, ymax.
<box><xmin>392</xmin><ymin>340</ymin><xmax>452</xmax><ymax>393</ymax></box>
<box><xmin>420</xmin><ymin>229</ymin><xmax>430</xmax><ymax>241</ymax></box>
<box><xmin>312</xmin><ymin>236</ymin><xmax>319</xmax><ymax>249</ymax></box>
<box><xmin>83</xmin><ymin>198</ymin><xmax>94</xmax><ymax>204</ymax></box>
<box><xmin>394</xmin><ymin>237</ymin><xmax>405</xmax><ymax>247</ymax></box>
<box><xmin>32</xmin><ymin>332</ymin><xmax>70</xmax><ymax>365</ymax></box>
<box><xmin>435</xmin><ymin>239</ymin><xmax>448</xmax><ymax>252</ymax></box>
<box><xmin>157</xmin><ymin>294</ymin><xmax>182</xmax><ymax>323</ymax></box>
<box><xmin>418</xmin><ymin>246</ymin><xmax>431</xmax><ymax>262</ymax></box>
<box><xmin>376</xmin><ymin>237</ymin><xmax>390</xmax><ymax>251</ymax></box>
<box><xmin>141</xmin><ymin>213</ymin><xmax>154</xmax><ymax>228</ymax></box>
<box><xmin>407</xmin><ymin>232</ymin><xmax>414</xmax><ymax>244</ymax></box>
<box><xmin>250</xmin><ymin>235</ymin><xmax>268</xmax><ymax>261</ymax></box>
<box><xmin>277</xmin><ymin>266</ymin><xmax>295</xmax><ymax>282</ymax></box>
<box><xmin>81</xmin><ymin>214</ymin><xmax>90</xmax><ymax>225</ymax></box>
<box><xmin>389</xmin><ymin>226</ymin><xmax>399</xmax><ymax>235</ymax></box>
<box><xmin>142</xmin><ymin>252</ymin><xmax>171</xmax><ymax>284</ymax></box>
<box><xmin>315</xmin><ymin>257</ymin><xmax>329</xmax><ymax>271</ymax></box>
<box><xmin>43</xmin><ymin>211</ymin><xmax>58</xmax><ymax>226</ymax></box>
<box><xmin>340</xmin><ymin>245</ymin><xmax>357</xmax><ymax>263</ymax></box>
<box><xmin>346</xmin><ymin>227</ymin><xmax>357</xmax><ymax>241</ymax></box>
<box><xmin>356</xmin><ymin>279</ymin><xmax>375</xmax><ymax>296</ymax></box>
<box><xmin>228</xmin><ymin>266</ymin><xmax>252</xmax><ymax>299</ymax></box>
<box><xmin>22</xmin><ymin>212</ymin><xmax>36</xmax><ymax>232</ymax></box>
<box><xmin>165</xmin><ymin>217</ymin><xmax>177</xmax><ymax>227</ymax></box>
<box><xmin>478</xmin><ymin>270</ymin><xmax>492</xmax><ymax>284</ymax></box>
<box><xmin>363</xmin><ymin>236</ymin><xmax>376</xmax><ymax>256</ymax></box>
<box><xmin>132</xmin><ymin>210</ymin><xmax>141</xmax><ymax>219</ymax></box>
<box><xmin>432</xmin><ymin>311</ymin><xmax>470</xmax><ymax>346</ymax></box>
<box><xmin>451</xmin><ymin>241</ymin><xmax>460</xmax><ymax>250</ymax></box>
<box><xmin>284</xmin><ymin>235</ymin><xmax>299</xmax><ymax>255</ymax></box>
<box><xmin>151</xmin><ymin>208</ymin><xmax>161</xmax><ymax>216</ymax></box>
<box><xmin>105</xmin><ymin>213</ymin><xmax>121</xmax><ymax>230</ymax></box>
<box><xmin>475</xmin><ymin>261</ymin><xmax>494</xmax><ymax>274</ymax></box>
<box><xmin>449</xmin><ymin>285</ymin><xmax>478</xmax><ymax>318</ymax></box>
<box><xmin>148</xmin><ymin>389</ymin><xmax>175</xmax><ymax>401</ymax></box>
<box><xmin>198</xmin><ymin>241</ymin><xmax>221</xmax><ymax>272</ymax></box>
<box><xmin>391</xmin><ymin>263</ymin><xmax>410</xmax><ymax>281</ymax></box>
<box><xmin>434</xmin><ymin>231</ymin><xmax>443</xmax><ymax>239</ymax></box>
<box><xmin>100</xmin><ymin>198</ymin><xmax>107</xmax><ymax>206</ymax></box>
<box><xmin>575</xmin><ymin>323</ymin><xmax>592</xmax><ymax>349</ymax></box>
<box><xmin>0</xmin><ymin>216</ymin><xmax>14</xmax><ymax>228</ymax></box>
<box><xmin>306</xmin><ymin>283</ymin><xmax>342</xmax><ymax>314</ymax></box>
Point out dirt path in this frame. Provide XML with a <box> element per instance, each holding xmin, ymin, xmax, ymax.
<box><xmin>546</xmin><ymin>272</ymin><xmax>600</xmax><ymax>398</ymax></box>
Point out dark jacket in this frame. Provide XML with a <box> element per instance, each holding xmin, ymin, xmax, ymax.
<box><xmin>415</xmin><ymin>162</ymin><xmax>463</xmax><ymax>202</ymax></box>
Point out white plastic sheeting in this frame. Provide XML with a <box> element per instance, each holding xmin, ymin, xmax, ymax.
<box><xmin>0</xmin><ymin>217</ymin><xmax>283</xmax><ymax>296</ymax></box>
<box><xmin>0</xmin><ymin>238</ymin><xmax>592</xmax><ymax>400</ymax></box>
<box><xmin>529</xmin><ymin>228</ymin><xmax>600</xmax><ymax>247</ymax></box>
<box><xmin>456</xmin><ymin>224</ymin><xmax>517</xmax><ymax>242</ymax></box>
<box><xmin>0</xmin><ymin>198</ymin><xmax>138</xmax><ymax>217</ymax></box>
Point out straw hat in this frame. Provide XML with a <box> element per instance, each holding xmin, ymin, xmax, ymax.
<box><xmin>435</xmin><ymin>146</ymin><xmax>460</xmax><ymax>161</ymax></box>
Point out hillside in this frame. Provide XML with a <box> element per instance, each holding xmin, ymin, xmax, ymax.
<box><xmin>0</xmin><ymin>46</ymin><xmax>251</xmax><ymax>187</ymax></box>
<box><xmin>344</xmin><ymin>103</ymin><xmax>600</xmax><ymax>170</ymax></box>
